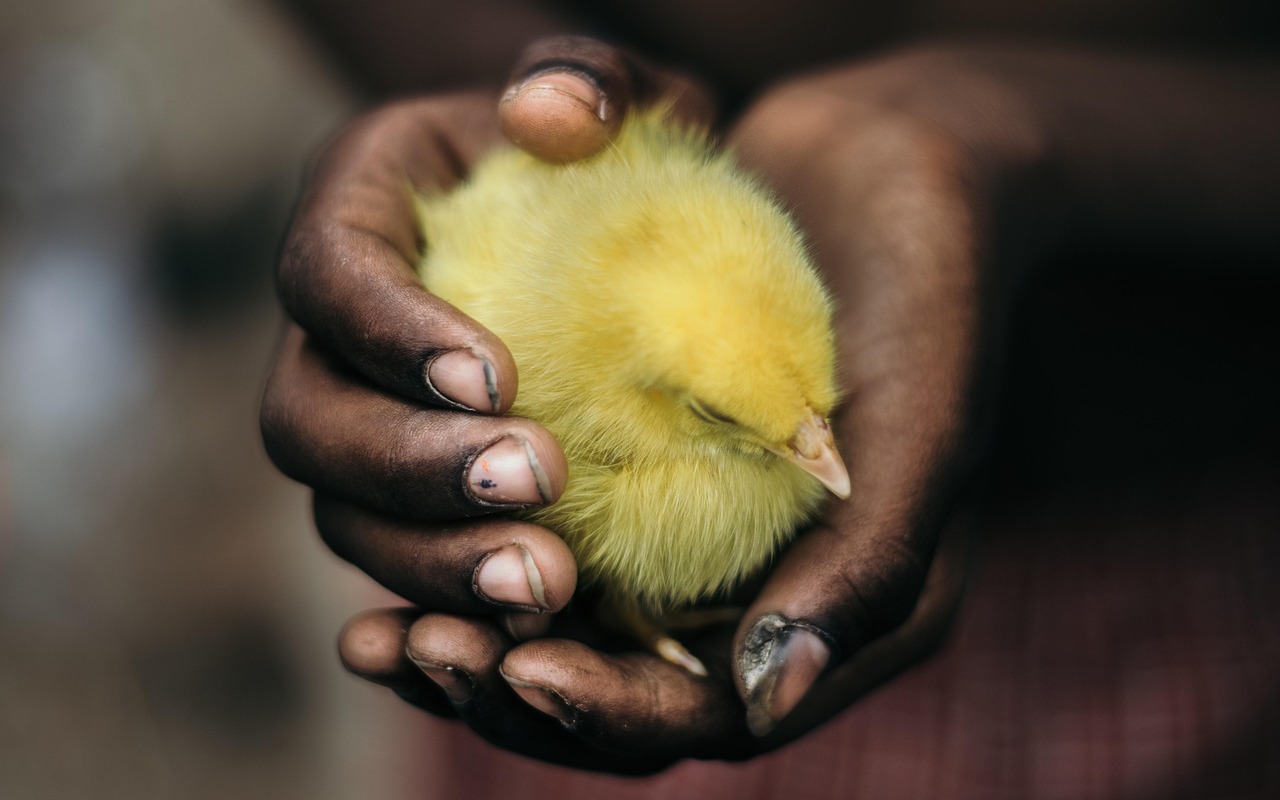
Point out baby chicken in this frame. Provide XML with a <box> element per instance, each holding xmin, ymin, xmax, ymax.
<box><xmin>416</xmin><ymin>109</ymin><xmax>849</xmax><ymax>673</ymax></box>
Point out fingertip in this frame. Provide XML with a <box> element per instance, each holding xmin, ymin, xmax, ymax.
<box><xmin>461</xmin><ymin>521</ymin><xmax>576</xmax><ymax>615</ymax></box>
<box><xmin>498</xmin><ymin>639</ymin><xmax>597</xmax><ymax>724</ymax></box>
<box><xmin>465</xmin><ymin>427</ymin><xmax>568</xmax><ymax>511</ymax></box>
<box><xmin>337</xmin><ymin>608</ymin><xmax>413</xmax><ymax>681</ymax></box>
<box><xmin>520</xmin><ymin>429</ymin><xmax>569</xmax><ymax>505</ymax></box>
<box><xmin>500</xmin><ymin>70</ymin><xmax>615</xmax><ymax>163</ymax></box>
<box><xmin>425</xmin><ymin>348</ymin><xmax>507</xmax><ymax>413</ymax></box>
<box><xmin>405</xmin><ymin>613</ymin><xmax>505</xmax><ymax>676</ymax></box>
<box><xmin>735</xmin><ymin>615</ymin><xmax>831</xmax><ymax>736</ymax></box>
<box><xmin>500</xmin><ymin>638</ymin><xmax>594</xmax><ymax>684</ymax></box>
<box><xmin>498</xmin><ymin>36</ymin><xmax>715</xmax><ymax>165</ymax></box>
<box><xmin>526</xmin><ymin>532</ymin><xmax>577</xmax><ymax>613</ymax></box>
<box><xmin>472</xmin><ymin>543</ymin><xmax>550</xmax><ymax>613</ymax></box>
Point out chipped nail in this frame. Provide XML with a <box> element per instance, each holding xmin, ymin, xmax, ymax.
<box><xmin>409</xmin><ymin>660</ymin><xmax>474</xmax><ymax>704</ymax></box>
<box><xmin>426</xmin><ymin>349</ymin><xmax>500</xmax><ymax>413</ymax></box>
<box><xmin>468</xmin><ymin>436</ymin><xmax>552</xmax><ymax>506</ymax></box>
<box><xmin>475</xmin><ymin>543</ymin><xmax>549</xmax><ymax>610</ymax></box>
<box><xmin>502</xmin><ymin>673</ymin><xmax>577</xmax><ymax>726</ymax></box>
<box><xmin>740</xmin><ymin>615</ymin><xmax>831</xmax><ymax>737</ymax></box>
<box><xmin>502</xmin><ymin>611</ymin><xmax>554</xmax><ymax>641</ymax></box>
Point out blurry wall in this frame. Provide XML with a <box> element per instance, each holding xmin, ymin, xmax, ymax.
<box><xmin>0</xmin><ymin>2</ymin><xmax>420</xmax><ymax>797</ymax></box>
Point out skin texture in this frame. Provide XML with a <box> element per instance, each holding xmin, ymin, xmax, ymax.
<box><xmin>261</xmin><ymin>12</ymin><xmax>1280</xmax><ymax>773</ymax></box>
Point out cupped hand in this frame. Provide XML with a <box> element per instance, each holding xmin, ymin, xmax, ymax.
<box><xmin>260</xmin><ymin>90</ymin><xmax>576</xmax><ymax>649</ymax></box>
<box><xmin>259</xmin><ymin>37</ymin><xmax>718</xmax><ymax>735</ymax></box>
<box><xmin>316</xmin><ymin>41</ymin><xmax>1034</xmax><ymax>771</ymax></box>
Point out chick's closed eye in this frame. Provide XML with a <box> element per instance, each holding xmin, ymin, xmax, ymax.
<box><xmin>687</xmin><ymin>397</ymin><xmax>737</xmax><ymax>426</ymax></box>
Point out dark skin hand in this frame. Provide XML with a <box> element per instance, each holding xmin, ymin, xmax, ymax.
<box><xmin>263</xmin><ymin>35</ymin><xmax>1279</xmax><ymax>771</ymax></box>
<box><xmin>263</xmin><ymin>37</ymin><xmax>980</xmax><ymax>769</ymax></box>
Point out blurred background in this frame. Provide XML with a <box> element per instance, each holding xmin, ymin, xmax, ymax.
<box><xmin>0</xmin><ymin>1</ymin><xmax>429</xmax><ymax>797</ymax></box>
<box><xmin>2</xmin><ymin>1</ymin><xmax>1278</xmax><ymax>798</ymax></box>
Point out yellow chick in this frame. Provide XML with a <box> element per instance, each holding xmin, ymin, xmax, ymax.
<box><xmin>416</xmin><ymin>109</ymin><xmax>849</xmax><ymax>672</ymax></box>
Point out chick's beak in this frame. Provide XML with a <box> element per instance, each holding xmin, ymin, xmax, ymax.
<box><xmin>782</xmin><ymin>411</ymin><xmax>851</xmax><ymax>499</ymax></box>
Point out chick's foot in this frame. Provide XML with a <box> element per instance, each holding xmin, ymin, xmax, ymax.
<box><xmin>606</xmin><ymin>601</ymin><xmax>711</xmax><ymax>677</ymax></box>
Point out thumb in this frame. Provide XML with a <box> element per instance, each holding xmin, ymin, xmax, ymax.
<box><xmin>732</xmin><ymin>405</ymin><xmax>972</xmax><ymax>737</ymax></box>
<box><xmin>499</xmin><ymin>36</ymin><xmax>715</xmax><ymax>163</ymax></box>
<box><xmin>735</xmin><ymin>506</ymin><xmax>974</xmax><ymax>739</ymax></box>
<box><xmin>735</xmin><ymin>520</ymin><xmax>923</xmax><ymax>738</ymax></box>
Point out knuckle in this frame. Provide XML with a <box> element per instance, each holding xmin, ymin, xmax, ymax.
<box><xmin>338</xmin><ymin>611</ymin><xmax>405</xmax><ymax>675</ymax></box>
<box><xmin>632</xmin><ymin>666</ymin><xmax>667</xmax><ymax>733</ymax></box>
<box><xmin>381</xmin><ymin>409</ymin><xmax>431</xmax><ymax>513</ymax></box>
<box><xmin>381</xmin><ymin>408</ymin><xmax>469</xmax><ymax>517</ymax></box>
<box><xmin>275</xmin><ymin>229</ymin><xmax>318</xmax><ymax>316</ymax></box>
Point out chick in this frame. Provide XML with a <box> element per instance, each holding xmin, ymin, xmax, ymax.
<box><xmin>416</xmin><ymin>109</ymin><xmax>849</xmax><ymax>673</ymax></box>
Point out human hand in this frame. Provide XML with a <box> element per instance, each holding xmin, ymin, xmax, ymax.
<box><xmin>321</xmin><ymin>41</ymin><xmax>1022</xmax><ymax>771</ymax></box>
<box><xmin>259</xmin><ymin>89</ymin><xmax>574</xmax><ymax>663</ymax></box>
<box><xmin>258</xmin><ymin>37</ymin><xmax>717</xmax><ymax>738</ymax></box>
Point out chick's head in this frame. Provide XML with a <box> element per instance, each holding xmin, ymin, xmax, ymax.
<box><xmin>605</xmin><ymin>173</ymin><xmax>851</xmax><ymax>498</ymax></box>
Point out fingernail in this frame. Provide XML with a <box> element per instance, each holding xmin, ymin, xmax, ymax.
<box><xmin>468</xmin><ymin>435</ymin><xmax>552</xmax><ymax>506</ymax></box>
<box><xmin>425</xmin><ymin>349</ymin><xmax>500</xmax><ymax>413</ymax></box>
<box><xmin>740</xmin><ymin>615</ymin><xmax>831</xmax><ymax>737</ymax></box>
<box><xmin>475</xmin><ymin>543</ymin><xmax>549</xmax><ymax>610</ymax></box>
<box><xmin>502</xmin><ymin>70</ymin><xmax>606</xmax><ymax>122</ymax></box>
<box><xmin>502</xmin><ymin>672</ymin><xmax>578</xmax><ymax>727</ymax></box>
<box><xmin>502</xmin><ymin>611</ymin><xmax>553</xmax><ymax>641</ymax></box>
<box><xmin>409</xmin><ymin>660</ymin><xmax>474</xmax><ymax>704</ymax></box>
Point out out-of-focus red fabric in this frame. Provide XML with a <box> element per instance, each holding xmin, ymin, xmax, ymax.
<box><xmin>410</xmin><ymin>467</ymin><xmax>1280</xmax><ymax>800</ymax></box>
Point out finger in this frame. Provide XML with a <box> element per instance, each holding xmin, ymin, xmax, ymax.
<box><xmin>499</xmin><ymin>640</ymin><xmax>751</xmax><ymax>762</ymax></box>
<box><xmin>742</xmin><ymin>510</ymin><xmax>974</xmax><ymax>744</ymax></box>
<box><xmin>337</xmin><ymin>607</ymin><xmax>456</xmax><ymax>717</ymax></box>
<box><xmin>403</xmin><ymin>615</ymin><xmax>653</xmax><ymax>772</ymax></box>
<box><xmin>262</xmin><ymin>327</ymin><xmax>567</xmax><ymax>520</ymax></box>
<box><xmin>280</xmin><ymin>94</ymin><xmax>519</xmax><ymax>411</ymax></box>
<box><xmin>315</xmin><ymin>495</ymin><xmax>577</xmax><ymax>615</ymax></box>
<box><xmin>499</xmin><ymin>36</ymin><xmax>716</xmax><ymax>163</ymax></box>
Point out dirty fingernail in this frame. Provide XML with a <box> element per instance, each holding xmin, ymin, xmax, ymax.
<box><xmin>475</xmin><ymin>543</ymin><xmax>549</xmax><ymax>610</ymax></box>
<box><xmin>740</xmin><ymin>615</ymin><xmax>831</xmax><ymax>737</ymax></box>
<box><xmin>426</xmin><ymin>349</ymin><xmax>500</xmax><ymax>413</ymax></box>
<box><xmin>500</xmin><ymin>70</ymin><xmax>611</xmax><ymax>162</ymax></box>
<box><xmin>503</xmin><ymin>70</ymin><xmax>605</xmax><ymax>121</ymax></box>
<box><xmin>502</xmin><ymin>672</ymin><xmax>577</xmax><ymax>726</ymax></box>
<box><xmin>409</xmin><ymin>660</ymin><xmax>474</xmax><ymax>704</ymax></box>
<box><xmin>468</xmin><ymin>436</ymin><xmax>552</xmax><ymax>506</ymax></box>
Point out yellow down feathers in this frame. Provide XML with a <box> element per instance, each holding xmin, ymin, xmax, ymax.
<box><xmin>417</xmin><ymin>110</ymin><xmax>840</xmax><ymax>612</ymax></box>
